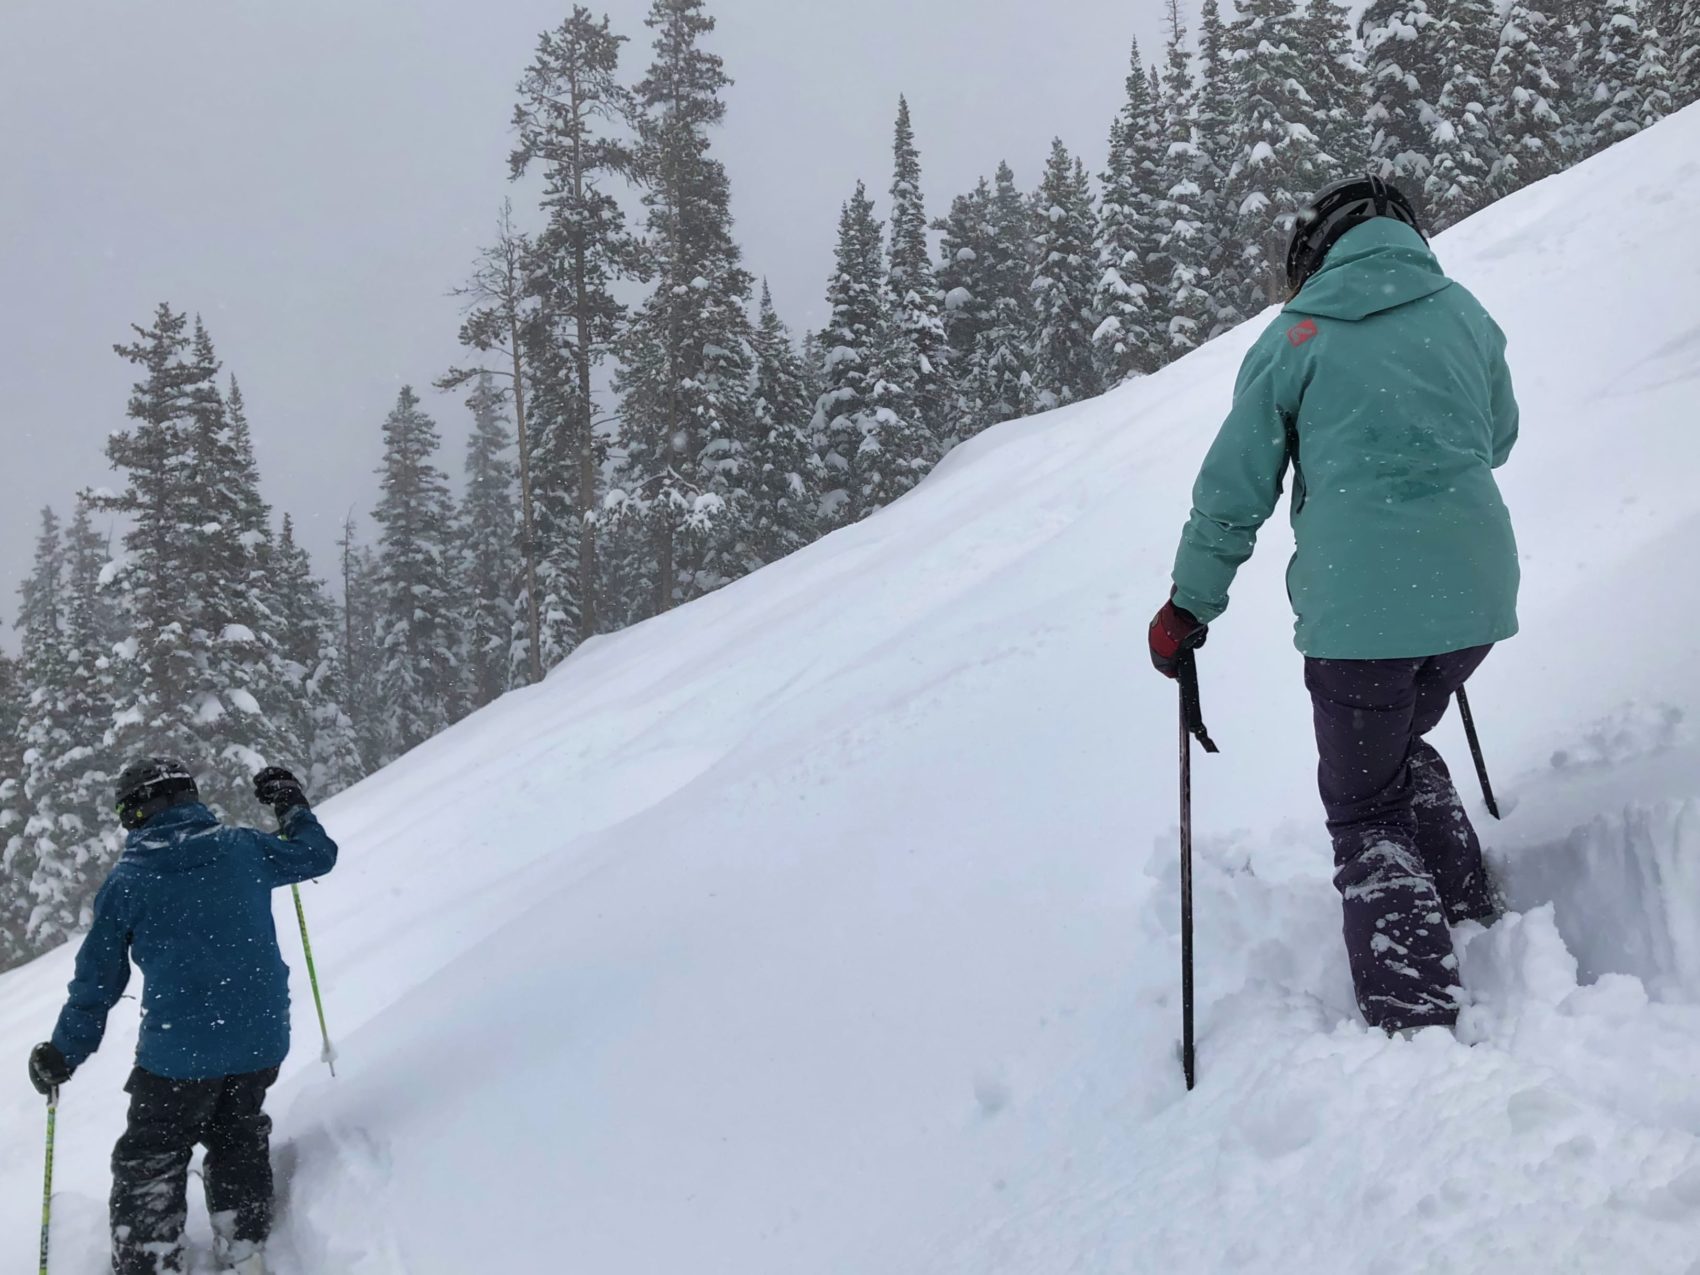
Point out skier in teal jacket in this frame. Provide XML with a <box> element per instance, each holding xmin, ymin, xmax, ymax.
<box><xmin>1148</xmin><ymin>176</ymin><xmax>1520</xmax><ymax>1033</ymax></box>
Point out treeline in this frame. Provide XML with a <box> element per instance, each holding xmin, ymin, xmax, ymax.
<box><xmin>3</xmin><ymin>0</ymin><xmax>1696</xmax><ymax>969</ymax></box>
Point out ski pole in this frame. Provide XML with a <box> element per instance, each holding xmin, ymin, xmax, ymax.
<box><xmin>291</xmin><ymin>884</ymin><xmax>338</xmax><ymax>1076</ymax></box>
<box><xmin>1176</xmin><ymin>651</ymin><xmax>1218</xmax><ymax>1093</ymax></box>
<box><xmin>1456</xmin><ymin>686</ymin><xmax>1501</xmax><ymax>820</ymax></box>
<box><xmin>39</xmin><ymin>1087</ymin><xmax>57</xmax><ymax>1275</ymax></box>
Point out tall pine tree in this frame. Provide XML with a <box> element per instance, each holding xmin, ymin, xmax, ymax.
<box><xmin>1153</xmin><ymin>2</ymin><xmax>1217</xmax><ymax>360</ymax></box>
<box><xmin>441</xmin><ymin>205</ymin><xmax>551</xmax><ymax>684</ymax></box>
<box><xmin>337</xmin><ymin>515</ymin><xmax>387</xmax><ymax>772</ymax></box>
<box><xmin>1491</xmin><ymin>2</ymin><xmax>1569</xmax><ymax>197</ymax></box>
<box><xmin>614</xmin><ymin>0</ymin><xmax>755</xmax><ymax>616</ymax></box>
<box><xmin>1302</xmin><ymin>0</ymin><xmax>1373</xmax><ymax>174</ymax></box>
<box><xmin>1094</xmin><ymin>38</ymin><xmax>1164</xmax><ymax>384</ymax></box>
<box><xmin>814</xmin><ymin>182</ymin><xmax>928</xmax><ymax>523</ymax></box>
<box><xmin>886</xmin><ymin>97</ymin><xmax>949</xmax><ymax>448</ymax></box>
<box><xmin>269</xmin><ymin>515</ymin><xmax>364</xmax><ymax>796</ymax></box>
<box><xmin>1359</xmin><ymin>1</ymin><xmax>1441</xmax><ymax>199</ymax></box>
<box><xmin>966</xmin><ymin>162</ymin><xmax>1038</xmax><ymax>432</ymax></box>
<box><xmin>1222</xmin><ymin>0</ymin><xmax>1333</xmax><ymax>313</ymax></box>
<box><xmin>0</xmin><ymin>647</ymin><xmax>24</xmax><ymax>967</ymax></box>
<box><xmin>509</xmin><ymin>7</ymin><xmax>643</xmax><ymax>643</ymax></box>
<box><xmin>458</xmin><ymin>374</ymin><xmax>520</xmax><ymax>711</ymax></box>
<box><xmin>1194</xmin><ymin>0</ymin><xmax>1245</xmax><ymax>337</ymax></box>
<box><xmin>935</xmin><ymin>177</ymin><xmax>997</xmax><ymax>424</ymax></box>
<box><xmin>1576</xmin><ymin>0</ymin><xmax>1657</xmax><ymax>154</ymax></box>
<box><xmin>1029</xmin><ymin>140</ymin><xmax>1102</xmax><ymax>410</ymax></box>
<box><xmin>742</xmin><ymin>282</ymin><xmax>819</xmax><ymax>567</ymax></box>
<box><xmin>371</xmin><ymin>387</ymin><xmax>463</xmax><ymax>763</ymax></box>
<box><xmin>1427</xmin><ymin>0</ymin><xmax>1501</xmax><ymax>230</ymax></box>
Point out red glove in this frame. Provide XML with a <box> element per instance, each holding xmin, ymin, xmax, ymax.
<box><xmin>1148</xmin><ymin>599</ymin><xmax>1207</xmax><ymax>678</ymax></box>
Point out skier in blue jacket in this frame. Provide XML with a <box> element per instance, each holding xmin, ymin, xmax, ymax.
<box><xmin>27</xmin><ymin>758</ymin><xmax>338</xmax><ymax>1275</ymax></box>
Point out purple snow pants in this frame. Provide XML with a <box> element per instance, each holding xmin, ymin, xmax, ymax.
<box><xmin>1305</xmin><ymin>645</ymin><xmax>1500</xmax><ymax>1032</ymax></box>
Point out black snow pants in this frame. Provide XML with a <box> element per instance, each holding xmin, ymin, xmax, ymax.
<box><xmin>1305</xmin><ymin>646</ymin><xmax>1500</xmax><ymax>1033</ymax></box>
<box><xmin>111</xmin><ymin>1065</ymin><xmax>279</xmax><ymax>1275</ymax></box>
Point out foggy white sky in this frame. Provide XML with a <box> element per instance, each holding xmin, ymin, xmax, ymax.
<box><xmin>1</xmin><ymin>0</ymin><xmax>1213</xmax><ymax>621</ymax></box>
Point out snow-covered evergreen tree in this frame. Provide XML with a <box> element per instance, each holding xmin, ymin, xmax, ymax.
<box><xmin>0</xmin><ymin>648</ymin><xmax>24</xmax><ymax>967</ymax></box>
<box><xmin>1621</xmin><ymin>0</ymin><xmax>1676</xmax><ymax>135</ymax></box>
<box><xmin>10</xmin><ymin>504</ymin><xmax>117</xmax><ymax>950</ymax></box>
<box><xmin>1677</xmin><ymin>0</ymin><xmax>1700</xmax><ymax>107</ymax></box>
<box><xmin>1222</xmin><ymin>0</ymin><xmax>1333</xmax><ymax>313</ymax></box>
<box><xmin>613</xmin><ymin>0</ymin><xmax>755</xmax><ymax>616</ymax></box>
<box><xmin>101</xmin><ymin>307</ymin><xmax>291</xmax><ymax>825</ymax></box>
<box><xmin>371</xmin><ymin>387</ymin><xmax>464</xmax><ymax>763</ymax></box>
<box><xmin>1577</xmin><ymin>0</ymin><xmax>1662</xmax><ymax>154</ymax></box>
<box><xmin>1426</xmin><ymin>0</ymin><xmax>1501</xmax><ymax>230</ymax></box>
<box><xmin>742</xmin><ymin>282</ymin><xmax>819</xmax><ymax>568</ymax></box>
<box><xmin>337</xmin><ymin>515</ymin><xmax>387</xmax><ymax>774</ymax></box>
<box><xmin>1194</xmin><ymin>0</ymin><xmax>1244</xmax><ymax>336</ymax></box>
<box><xmin>1029</xmin><ymin>140</ymin><xmax>1102</xmax><ymax>410</ymax></box>
<box><xmin>886</xmin><ymin>96</ymin><xmax>949</xmax><ymax>448</ymax></box>
<box><xmin>269</xmin><ymin>516</ymin><xmax>364</xmax><ymax>796</ymax></box>
<box><xmin>6</xmin><ymin>511</ymin><xmax>68</xmax><ymax>953</ymax></box>
<box><xmin>1490</xmin><ymin>1</ymin><xmax>1569</xmax><ymax>197</ymax></box>
<box><xmin>1302</xmin><ymin>0</ymin><xmax>1373</xmax><ymax>174</ymax></box>
<box><xmin>442</xmin><ymin>205</ymin><xmax>553</xmax><ymax>685</ymax></box>
<box><xmin>1094</xmin><ymin>37</ymin><xmax>1163</xmax><ymax>384</ymax></box>
<box><xmin>457</xmin><ymin>374</ymin><xmax>520</xmax><ymax>711</ymax></box>
<box><xmin>814</xmin><ymin>182</ymin><xmax>928</xmax><ymax>524</ymax></box>
<box><xmin>963</xmin><ymin>162</ymin><xmax>1037</xmax><ymax>433</ymax></box>
<box><xmin>198</xmin><ymin>371</ymin><xmax>304</xmax><ymax>817</ymax></box>
<box><xmin>509</xmin><ymin>7</ymin><xmax>643</xmax><ymax>643</ymax></box>
<box><xmin>1359</xmin><ymin>1</ymin><xmax>1440</xmax><ymax>197</ymax></box>
<box><xmin>1152</xmin><ymin>2</ymin><xmax>1217</xmax><ymax>360</ymax></box>
<box><xmin>935</xmin><ymin>177</ymin><xmax>996</xmax><ymax>418</ymax></box>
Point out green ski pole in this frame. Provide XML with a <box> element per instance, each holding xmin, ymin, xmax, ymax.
<box><xmin>292</xmin><ymin>884</ymin><xmax>338</xmax><ymax>1076</ymax></box>
<box><xmin>39</xmin><ymin>1087</ymin><xmax>57</xmax><ymax>1275</ymax></box>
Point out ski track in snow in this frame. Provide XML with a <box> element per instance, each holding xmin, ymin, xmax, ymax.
<box><xmin>6</xmin><ymin>108</ymin><xmax>1700</xmax><ymax>1274</ymax></box>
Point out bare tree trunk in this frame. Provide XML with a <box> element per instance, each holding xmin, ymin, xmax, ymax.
<box><xmin>655</xmin><ymin>520</ymin><xmax>674</xmax><ymax>618</ymax></box>
<box><xmin>572</xmin><ymin>116</ymin><xmax>600</xmax><ymax>637</ymax></box>
<box><xmin>510</xmin><ymin>315</ymin><xmax>544</xmax><ymax>686</ymax></box>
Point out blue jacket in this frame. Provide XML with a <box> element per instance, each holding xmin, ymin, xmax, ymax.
<box><xmin>52</xmin><ymin>802</ymin><xmax>338</xmax><ymax>1081</ymax></box>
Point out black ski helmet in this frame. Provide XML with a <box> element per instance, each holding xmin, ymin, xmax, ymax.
<box><xmin>1285</xmin><ymin>175</ymin><xmax>1426</xmax><ymax>295</ymax></box>
<box><xmin>114</xmin><ymin>757</ymin><xmax>198</xmax><ymax>830</ymax></box>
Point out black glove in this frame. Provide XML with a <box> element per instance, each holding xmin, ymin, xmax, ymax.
<box><xmin>29</xmin><ymin>1042</ymin><xmax>72</xmax><ymax>1096</ymax></box>
<box><xmin>254</xmin><ymin>767</ymin><xmax>309</xmax><ymax>819</ymax></box>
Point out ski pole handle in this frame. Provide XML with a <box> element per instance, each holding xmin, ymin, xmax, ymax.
<box><xmin>292</xmin><ymin>884</ymin><xmax>338</xmax><ymax>1076</ymax></box>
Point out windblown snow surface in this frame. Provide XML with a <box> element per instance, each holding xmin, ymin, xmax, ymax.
<box><xmin>7</xmin><ymin>110</ymin><xmax>1700</xmax><ymax>1275</ymax></box>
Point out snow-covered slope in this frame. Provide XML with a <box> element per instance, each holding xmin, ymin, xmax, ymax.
<box><xmin>7</xmin><ymin>110</ymin><xmax>1700</xmax><ymax>1274</ymax></box>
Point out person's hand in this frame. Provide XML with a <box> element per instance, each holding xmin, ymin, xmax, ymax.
<box><xmin>254</xmin><ymin>767</ymin><xmax>309</xmax><ymax>819</ymax></box>
<box><xmin>1148</xmin><ymin>599</ymin><xmax>1208</xmax><ymax>678</ymax></box>
<box><xmin>29</xmin><ymin>1042</ymin><xmax>72</xmax><ymax>1096</ymax></box>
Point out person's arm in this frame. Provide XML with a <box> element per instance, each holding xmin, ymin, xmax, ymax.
<box><xmin>1488</xmin><ymin>321</ymin><xmax>1519</xmax><ymax>469</ymax></box>
<box><xmin>1171</xmin><ymin>335</ymin><xmax>1299</xmax><ymax>624</ymax></box>
<box><xmin>50</xmin><ymin>880</ymin><xmax>132</xmax><ymax>1070</ymax></box>
<box><xmin>254</xmin><ymin>806</ymin><xmax>339</xmax><ymax>888</ymax></box>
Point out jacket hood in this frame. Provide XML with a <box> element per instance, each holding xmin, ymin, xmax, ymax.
<box><xmin>122</xmin><ymin>801</ymin><xmax>225</xmax><ymax>873</ymax></box>
<box><xmin>1284</xmin><ymin>218</ymin><xmax>1453</xmax><ymax>322</ymax></box>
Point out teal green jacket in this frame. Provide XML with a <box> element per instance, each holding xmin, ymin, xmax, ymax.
<box><xmin>1171</xmin><ymin>219</ymin><xmax>1520</xmax><ymax>659</ymax></box>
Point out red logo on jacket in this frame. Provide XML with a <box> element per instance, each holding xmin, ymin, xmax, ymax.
<box><xmin>1287</xmin><ymin>318</ymin><xmax>1319</xmax><ymax>348</ymax></box>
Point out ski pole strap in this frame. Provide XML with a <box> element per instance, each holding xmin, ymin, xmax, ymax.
<box><xmin>1177</xmin><ymin>652</ymin><xmax>1219</xmax><ymax>755</ymax></box>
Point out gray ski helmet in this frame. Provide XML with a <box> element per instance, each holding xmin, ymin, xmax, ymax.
<box><xmin>1285</xmin><ymin>175</ymin><xmax>1426</xmax><ymax>294</ymax></box>
<box><xmin>115</xmin><ymin>757</ymin><xmax>198</xmax><ymax>830</ymax></box>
